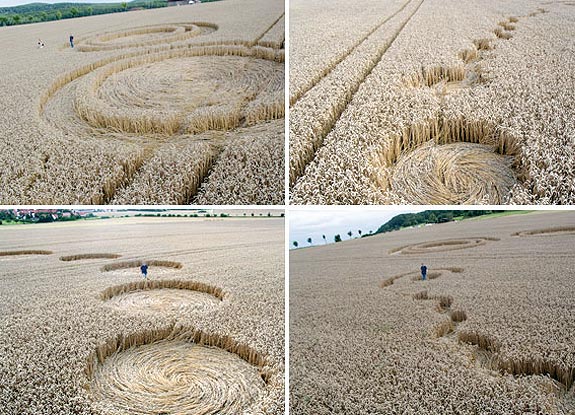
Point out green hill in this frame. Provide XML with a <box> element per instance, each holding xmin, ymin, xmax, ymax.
<box><xmin>373</xmin><ymin>210</ymin><xmax>529</xmax><ymax>235</ymax></box>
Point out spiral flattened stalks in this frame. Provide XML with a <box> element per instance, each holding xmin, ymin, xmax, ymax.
<box><xmin>389</xmin><ymin>142</ymin><xmax>517</xmax><ymax>204</ymax></box>
<box><xmin>34</xmin><ymin>14</ymin><xmax>284</xmax><ymax>204</ymax></box>
<box><xmin>76</xmin><ymin>23</ymin><xmax>218</xmax><ymax>52</ymax></box>
<box><xmin>89</xmin><ymin>340</ymin><xmax>266</xmax><ymax>415</ymax></box>
<box><xmin>104</xmin><ymin>289</ymin><xmax>221</xmax><ymax>314</ymax></box>
<box><xmin>67</xmin><ymin>47</ymin><xmax>283</xmax><ymax>136</ymax></box>
<box><xmin>100</xmin><ymin>279</ymin><xmax>224</xmax><ymax>314</ymax></box>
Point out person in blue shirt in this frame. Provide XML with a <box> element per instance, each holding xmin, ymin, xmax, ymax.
<box><xmin>421</xmin><ymin>263</ymin><xmax>427</xmax><ymax>281</ymax></box>
<box><xmin>140</xmin><ymin>263</ymin><xmax>148</xmax><ymax>279</ymax></box>
<box><xmin>69</xmin><ymin>35</ymin><xmax>74</xmax><ymax>48</ymax></box>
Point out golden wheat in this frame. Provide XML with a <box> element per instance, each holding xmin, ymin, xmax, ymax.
<box><xmin>289</xmin><ymin>0</ymin><xmax>575</xmax><ymax>204</ymax></box>
<box><xmin>0</xmin><ymin>0</ymin><xmax>284</xmax><ymax>204</ymax></box>
<box><xmin>0</xmin><ymin>216</ymin><xmax>285</xmax><ymax>414</ymax></box>
<box><xmin>291</xmin><ymin>211</ymin><xmax>575</xmax><ymax>413</ymax></box>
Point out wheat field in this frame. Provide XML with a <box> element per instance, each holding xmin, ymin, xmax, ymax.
<box><xmin>289</xmin><ymin>0</ymin><xmax>575</xmax><ymax>204</ymax></box>
<box><xmin>290</xmin><ymin>211</ymin><xmax>575</xmax><ymax>414</ymax></box>
<box><xmin>0</xmin><ymin>216</ymin><xmax>284</xmax><ymax>414</ymax></box>
<box><xmin>0</xmin><ymin>0</ymin><xmax>284</xmax><ymax>205</ymax></box>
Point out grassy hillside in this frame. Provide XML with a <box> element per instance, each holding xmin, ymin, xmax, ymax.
<box><xmin>374</xmin><ymin>210</ymin><xmax>531</xmax><ymax>235</ymax></box>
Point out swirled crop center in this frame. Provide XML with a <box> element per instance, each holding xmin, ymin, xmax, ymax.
<box><xmin>84</xmin><ymin>55</ymin><xmax>282</xmax><ymax>134</ymax></box>
<box><xmin>44</xmin><ymin>48</ymin><xmax>284</xmax><ymax>141</ymax></box>
<box><xmin>89</xmin><ymin>340</ymin><xmax>266</xmax><ymax>415</ymax></box>
<box><xmin>104</xmin><ymin>289</ymin><xmax>220</xmax><ymax>313</ymax></box>
<box><xmin>390</xmin><ymin>142</ymin><xmax>517</xmax><ymax>204</ymax></box>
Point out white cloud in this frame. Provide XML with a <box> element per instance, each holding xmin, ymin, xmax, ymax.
<box><xmin>289</xmin><ymin>208</ymin><xmax>422</xmax><ymax>247</ymax></box>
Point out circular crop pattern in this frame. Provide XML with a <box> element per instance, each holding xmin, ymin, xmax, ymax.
<box><xmin>512</xmin><ymin>226</ymin><xmax>575</xmax><ymax>237</ymax></box>
<box><xmin>100</xmin><ymin>279</ymin><xmax>224</xmax><ymax>314</ymax></box>
<box><xmin>390</xmin><ymin>237</ymin><xmax>499</xmax><ymax>255</ymax></box>
<box><xmin>43</xmin><ymin>46</ymin><xmax>284</xmax><ymax>140</ymax></box>
<box><xmin>76</xmin><ymin>22</ymin><xmax>218</xmax><ymax>52</ymax></box>
<box><xmin>372</xmin><ymin>118</ymin><xmax>524</xmax><ymax>204</ymax></box>
<box><xmin>89</xmin><ymin>340</ymin><xmax>266</xmax><ymax>415</ymax></box>
<box><xmin>77</xmin><ymin>53</ymin><xmax>282</xmax><ymax>135</ymax></box>
<box><xmin>104</xmin><ymin>289</ymin><xmax>220</xmax><ymax>314</ymax></box>
<box><xmin>390</xmin><ymin>142</ymin><xmax>517</xmax><ymax>204</ymax></box>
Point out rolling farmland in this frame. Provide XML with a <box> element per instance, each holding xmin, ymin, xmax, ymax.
<box><xmin>289</xmin><ymin>0</ymin><xmax>575</xmax><ymax>204</ymax></box>
<box><xmin>0</xmin><ymin>216</ymin><xmax>284</xmax><ymax>414</ymax></box>
<box><xmin>290</xmin><ymin>211</ymin><xmax>575</xmax><ymax>413</ymax></box>
<box><xmin>0</xmin><ymin>0</ymin><xmax>284</xmax><ymax>204</ymax></box>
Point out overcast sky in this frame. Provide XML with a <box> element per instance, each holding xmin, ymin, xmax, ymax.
<box><xmin>289</xmin><ymin>208</ymin><xmax>423</xmax><ymax>248</ymax></box>
<box><xmin>0</xmin><ymin>0</ymin><xmax>122</xmax><ymax>7</ymax></box>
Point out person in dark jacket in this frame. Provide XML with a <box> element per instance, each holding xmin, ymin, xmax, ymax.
<box><xmin>140</xmin><ymin>263</ymin><xmax>148</xmax><ymax>279</ymax></box>
<box><xmin>421</xmin><ymin>263</ymin><xmax>427</xmax><ymax>281</ymax></box>
<box><xmin>69</xmin><ymin>35</ymin><xmax>74</xmax><ymax>48</ymax></box>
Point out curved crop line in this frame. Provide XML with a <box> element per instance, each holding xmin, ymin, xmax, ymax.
<box><xmin>512</xmin><ymin>226</ymin><xmax>575</xmax><ymax>237</ymax></box>
<box><xmin>100</xmin><ymin>259</ymin><xmax>183</xmax><ymax>272</ymax></box>
<box><xmin>84</xmin><ymin>324</ymin><xmax>273</xmax><ymax>384</ymax></box>
<box><xmin>380</xmin><ymin>266</ymin><xmax>464</xmax><ymax>288</ymax></box>
<box><xmin>60</xmin><ymin>253</ymin><xmax>121</xmax><ymax>261</ymax></box>
<box><xmin>100</xmin><ymin>279</ymin><xmax>225</xmax><ymax>301</ymax></box>
<box><xmin>0</xmin><ymin>250</ymin><xmax>53</xmax><ymax>256</ymax></box>
<box><xmin>76</xmin><ymin>22</ymin><xmax>218</xmax><ymax>52</ymax></box>
<box><xmin>40</xmin><ymin>43</ymin><xmax>283</xmax><ymax>117</ymax></box>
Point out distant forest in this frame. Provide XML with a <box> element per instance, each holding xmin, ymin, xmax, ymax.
<box><xmin>0</xmin><ymin>0</ymin><xmax>215</xmax><ymax>26</ymax></box>
<box><xmin>374</xmin><ymin>210</ymin><xmax>505</xmax><ymax>235</ymax></box>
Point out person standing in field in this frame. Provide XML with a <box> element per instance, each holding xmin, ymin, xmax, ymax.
<box><xmin>421</xmin><ymin>263</ymin><xmax>427</xmax><ymax>281</ymax></box>
<box><xmin>69</xmin><ymin>35</ymin><xmax>74</xmax><ymax>48</ymax></box>
<box><xmin>140</xmin><ymin>263</ymin><xmax>148</xmax><ymax>279</ymax></box>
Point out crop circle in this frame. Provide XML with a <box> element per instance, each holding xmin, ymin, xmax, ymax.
<box><xmin>512</xmin><ymin>226</ymin><xmax>575</xmax><ymax>237</ymax></box>
<box><xmin>89</xmin><ymin>339</ymin><xmax>266</xmax><ymax>415</ymax></box>
<box><xmin>389</xmin><ymin>142</ymin><xmax>517</xmax><ymax>204</ymax></box>
<box><xmin>76</xmin><ymin>22</ymin><xmax>218</xmax><ymax>52</ymax></box>
<box><xmin>43</xmin><ymin>46</ymin><xmax>284</xmax><ymax>140</ymax></box>
<box><xmin>100</xmin><ymin>280</ymin><xmax>224</xmax><ymax>314</ymax></box>
<box><xmin>390</xmin><ymin>237</ymin><xmax>498</xmax><ymax>255</ymax></box>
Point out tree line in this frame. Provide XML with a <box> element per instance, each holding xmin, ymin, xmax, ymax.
<box><xmin>0</xmin><ymin>1</ymin><xmax>167</xmax><ymax>26</ymax></box>
<box><xmin>291</xmin><ymin>210</ymin><xmax>507</xmax><ymax>248</ymax></box>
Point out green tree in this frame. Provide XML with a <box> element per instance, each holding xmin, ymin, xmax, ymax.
<box><xmin>55</xmin><ymin>10</ymin><xmax>62</xmax><ymax>20</ymax></box>
<box><xmin>69</xmin><ymin>7</ymin><xmax>79</xmax><ymax>17</ymax></box>
<box><xmin>334</xmin><ymin>234</ymin><xmax>342</xmax><ymax>243</ymax></box>
<box><xmin>0</xmin><ymin>16</ymin><xmax>8</xmax><ymax>26</ymax></box>
<box><xmin>347</xmin><ymin>230</ymin><xmax>353</xmax><ymax>239</ymax></box>
<box><xmin>12</xmin><ymin>15</ymin><xmax>21</xmax><ymax>24</ymax></box>
<box><xmin>87</xmin><ymin>6</ymin><xmax>93</xmax><ymax>15</ymax></box>
<box><xmin>121</xmin><ymin>2</ymin><xmax>128</xmax><ymax>10</ymax></box>
<box><xmin>293</xmin><ymin>241</ymin><xmax>298</xmax><ymax>248</ymax></box>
